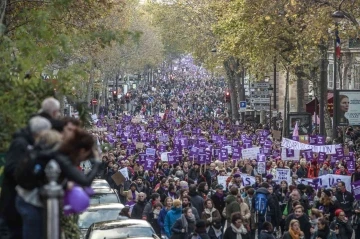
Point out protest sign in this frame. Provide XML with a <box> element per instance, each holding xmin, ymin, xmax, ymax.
<box><xmin>272</xmin><ymin>130</ymin><xmax>281</xmax><ymax>140</ymax></box>
<box><xmin>161</xmin><ymin>152</ymin><xmax>171</xmax><ymax>162</ymax></box>
<box><xmin>111</xmin><ymin>172</ymin><xmax>126</xmax><ymax>186</ymax></box>
<box><xmin>146</xmin><ymin>148</ymin><xmax>156</xmax><ymax>156</ymax></box>
<box><xmin>240</xmin><ymin>174</ymin><xmax>256</xmax><ymax>187</ymax></box>
<box><xmin>281</xmin><ymin>148</ymin><xmax>300</xmax><ymax>161</ymax></box>
<box><xmin>257</xmin><ymin>154</ymin><xmax>266</xmax><ymax>174</ymax></box>
<box><xmin>217</xmin><ymin>176</ymin><xmax>229</xmax><ymax>189</ymax></box>
<box><xmin>241</xmin><ymin>147</ymin><xmax>260</xmax><ymax>159</ymax></box>
<box><xmin>276</xmin><ymin>168</ymin><xmax>291</xmax><ymax>184</ymax></box>
<box><xmin>119</xmin><ymin>167</ymin><xmax>129</xmax><ymax>180</ymax></box>
<box><xmin>351</xmin><ymin>180</ymin><xmax>360</xmax><ymax>200</ymax></box>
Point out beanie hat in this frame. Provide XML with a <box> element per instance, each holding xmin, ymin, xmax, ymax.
<box><xmin>195</xmin><ymin>220</ymin><xmax>206</xmax><ymax>229</ymax></box>
<box><xmin>173</xmin><ymin>199</ymin><xmax>181</xmax><ymax>207</ymax></box>
<box><xmin>335</xmin><ymin>209</ymin><xmax>344</xmax><ymax>217</ymax></box>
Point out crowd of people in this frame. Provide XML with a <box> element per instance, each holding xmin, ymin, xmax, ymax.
<box><xmin>0</xmin><ymin>56</ymin><xmax>360</xmax><ymax>239</ymax></box>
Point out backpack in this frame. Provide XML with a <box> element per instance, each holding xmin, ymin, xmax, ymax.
<box><xmin>15</xmin><ymin>145</ymin><xmax>55</xmax><ymax>190</ymax></box>
<box><xmin>255</xmin><ymin>191</ymin><xmax>268</xmax><ymax>216</ymax></box>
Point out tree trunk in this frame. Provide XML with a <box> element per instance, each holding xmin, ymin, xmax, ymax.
<box><xmin>282</xmin><ymin>68</ymin><xmax>290</xmax><ymax>137</ymax></box>
<box><xmin>295</xmin><ymin>66</ymin><xmax>306</xmax><ymax>112</ymax></box>
<box><xmin>86</xmin><ymin>62</ymin><xmax>95</xmax><ymax>105</ymax></box>
<box><xmin>223</xmin><ymin>56</ymin><xmax>241</xmax><ymax>120</ymax></box>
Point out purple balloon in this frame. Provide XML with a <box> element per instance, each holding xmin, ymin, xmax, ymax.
<box><xmin>63</xmin><ymin>186</ymin><xmax>89</xmax><ymax>215</ymax></box>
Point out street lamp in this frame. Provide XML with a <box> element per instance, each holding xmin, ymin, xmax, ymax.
<box><xmin>332</xmin><ymin>10</ymin><xmax>345</xmax><ymax>140</ymax></box>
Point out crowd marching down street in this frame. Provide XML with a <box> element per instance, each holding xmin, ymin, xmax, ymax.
<box><xmin>1</xmin><ymin>57</ymin><xmax>360</xmax><ymax>239</ymax></box>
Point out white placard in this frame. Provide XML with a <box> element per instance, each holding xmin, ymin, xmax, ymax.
<box><xmin>241</xmin><ymin>174</ymin><xmax>256</xmax><ymax>187</ymax></box>
<box><xmin>241</xmin><ymin>147</ymin><xmax>260</xmax><ymax>159</ymax></box>
<box><xmin>119</xmin><ymin>167</ymin><xmax>129</xmax><ymax>180</ymax></box>
<box><xmin>281</xmin><ymin>148</ymin><xmax>301</xmax><ymax>161</ymax></box>
<box><xmin>275</xmin><ymin>168</ymin><xmax>291</xmax><ymax>184</ymax></box>
<box><xmin>161</xmin><ymin>152</ymin><xmax>170</xmax><ymax>162</ymax></box>
<box><xmin>217</xmin><ymin>176</ymin><xmax>229</xmax><ymax>189</ymax></box>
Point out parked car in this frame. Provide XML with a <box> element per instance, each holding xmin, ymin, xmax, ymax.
<box><xmin>90</xmin><ymin>188</ymin><xmax>120</xmax><ymax>205</ymax></box>
<box><xmin>91</xmin><ymin>179</ymin><xmax>110</xmax><ymax>189</ymax></box>
<box><xmin>78</xmin><ymin>203</ymin><xmax>124</xmax><ymax>238</ymax></box>
<box><xmin>85</xmin><ymin>219</ymin><xmax>160</xmax><ymax>239</ymax></box>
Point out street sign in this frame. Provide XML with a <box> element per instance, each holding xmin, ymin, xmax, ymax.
<box><xmin>251</xmin><ymin>82</ymin><xmax>270</xmax><ymax>89</ymax></box>
<box><xmin>239</xmin><ymin>101</ymin><xmax>247</xmax><ymax>112</ymax></box>
<box><xmin>251</xmin><ymin>98</ymin><xmax>270</xmax><ymax>103</ymax></box>
<box><xmin>92</xmin><ymin>99</ymin><xmax>98</xmax><ymax>105</ymax></box>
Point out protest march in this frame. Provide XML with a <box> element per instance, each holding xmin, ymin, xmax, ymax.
<box><xmin>1</xmin><ymin>58</ymin><xmax>360</xmax><ymax>239</ymax></box>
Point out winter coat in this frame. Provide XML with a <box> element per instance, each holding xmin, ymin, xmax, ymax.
<box><xmin>211</xmin><ymin>192</ymin><xmax>226</xmax><ymax>219</ymax></box>
<box><xmin>244</xmin><ymin>195</ymin><xmax>256</xmax><ymax>230</ymax></box>
<box><xmin>329</xmin><ymin>219</ymin><xmax>353</xmax><ymax>239</ymax></box>
<box><xmin>158</xmin><ymin>207</ymin><xmax>171</xmax><ymax>234</ymax></box>
<box><xmin>131</xmin><ymin>200</ymin><xmax>149</xmax><ymax>219</ymax></box>
<box><xmin>259</xmin><ymin>230</ymin><xmax>276</xmax><ymax>239</ymax></box>
<box><xmin>170</xmin><ymin>215</ymin><xmax>196</xmax><ymax>239</ymax></box>
<box><xmin>223</xmin><ymin>224</ymin><xmax>247</xmax><ymax>239</ymax></box>
<box><xmin>225</xmin><ymin>195</ymin><xmax>240</xmax><ymax>224</ymax></box>
<box><xmin>201</xmin><ymin>208</ymin><xmax>221</xmax><ymax>227</ymax></box>
<box><xmin>285</xmin><ymin>213</ymin><xmax>311</xmax><ymax>239</ymax></box>
<box><xmin>164</xmin><ymin>206</ymin><xmax>182</xmax><ymax>237</ymax></box>
<box><xmin>335</xmin><ymin>190</ymin><xmax>354</xmax><ymax>217</ymax></box>
<box><xmin>189</xmin><ymin>191</ymin><xmax>204</xmax><ymax>215</ymax></box>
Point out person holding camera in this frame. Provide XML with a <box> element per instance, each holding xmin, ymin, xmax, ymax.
<box><xmin>329</xmin><ymin>209</ymin><xmax>353</xmax><ymax>239</ymax></box>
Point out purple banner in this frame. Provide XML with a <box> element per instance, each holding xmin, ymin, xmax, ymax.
<box><xmin>316</xmin><ymin>135</ymin><xmax>325</xmax><ymax>145</ymax></box>
<box><xmin>309</xmin><ymin>135</ymin><xmax>317</xmax><ymax>145</ymax></box>
<box><xmin>351</xmin><ymin>180</ymin><xmax>360</xmax><ymax>200</ymax></box>
<box><xmin>347</xmin><ymin>160</ymin><xmax>356</xmax><ymax>174</ymax></box>
<box><xmin>318</xmin><ymin>152</ymin><xmax>326</xmax><ymax>163</ymax></box>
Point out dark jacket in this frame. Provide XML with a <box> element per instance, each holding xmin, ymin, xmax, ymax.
<box><xmin>131</xmin><ymin>200</ymin><xmax>149</xmax><ymax>219</ymax></box>
<box><xmin>188</xmin><ymin>168</ymin><xmax>201</xmax><ymax>182</ymax></box>
<box><xmin>189</xmin><ymin>191</ymin><xmax>204</xmax><ymax>215</ymax></box>
<box><xmin>223</xmin><ymin>225</ymin><xmax>246</xmax><ymax>239</ymax></box>
<box><xmin>330</xmin><ymin>218</ymin><xmax>353</xmax><ymax>239</ymax></box>
<box><xmin>0</xmin><ymin>127</ymin><xmax>34</xmax><ymax>227</ymax></box>
<box><xmin>335</xmin><ymin>190</ymin><xmax>354</xmax><ymax>217</ymax></box>
<box><xmin>225</xmin><ymin>195</ymin><xmax>240</xmax><ymax>223</ymax></box>
<box><xmin>211</xmin><ymin>192</ymin><xmax>226</xmax><ymax>219</ymax></box>
<box><xmin>296</xmin><ymin>166</ymin><xmax>308</xmax><ymax>178</ymax></box>
<box><xmin>267</xmin><ymin>193</ymin><xmax>281</xmax><ymax>227</ymax></box>
<box><xmin>259</xmin><ymin>230</ymin><xmax>276</xmax><ymax>239</ymax></box>
<box><xmin>281</xmin><ymin>232</ymin><xmax>292</xmax><ymax>239</ymax></box>
<box><xmin>170</xmin><ymin>215</ymin><xmax>195</xmax><ymax>239</ymax></box>
<box><xmin>285</xmin><ymin>213</ymin><xmax>311</xmax><ymax>239</ymax></box>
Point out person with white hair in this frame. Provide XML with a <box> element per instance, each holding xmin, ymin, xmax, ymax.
<box><xmin>37</xmin><ymin>97</ymin><xmax>63</xmax><ymax>132</ymax></box>
<box><xmin>0</xmin><ymin>116</ymin><xmax>51</xmax><ymax>239</ymax></box>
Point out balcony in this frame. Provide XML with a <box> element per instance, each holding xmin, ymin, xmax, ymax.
<box><xmin>349</xmin><ymin>38</ymin><xmax>360</xmax><ymax>49</ymax></box>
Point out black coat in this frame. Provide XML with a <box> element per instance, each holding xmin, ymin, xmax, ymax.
<box><xmin>259</xmin><ymin>230</ymin><xmax>276</xmax><ymax>239</ymax></box>
<box><xmin>131</xmin><ymin>200</ymin><xmax>149</xmax><ymax>219</ymax></box>
<box><xmin>284</xmin><ymin>214</ymin><xmax>311</xmax><ymax>239</ymax></box>
<box><xmin>0</xmin><ymin>127</ymin><xmax>34</xmax><ymax>227</ymax></box>
<box><xmin>170</xmin><ymin>216</ymin><xmax>195</xmax><ymax>239</ymax></box>
<box><xmin>210</xmin><ymin>192</ymin><xmax>226</xmax><ymax>219</ymax></box>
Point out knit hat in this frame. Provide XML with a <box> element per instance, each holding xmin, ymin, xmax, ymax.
<box><xmin>335</xmin><ymin>209</ymin><xmax>344</xmax><ymax>217</ymax></box>
<box><xmin>266</xmin><ymin>174</ymin><xmax>273</xmax><ymax>179</ymax></box>
<box><xmin>173</xmin><ymin>199</ymin><xmax>182</xmax><ymax>207</ymax></box>
<box><xmin>179</xmin><ymin>181</ymin><xmax>189</xmax><ymax>189</ymax></box>
<box><xmin>297</xmin><ymin>184</ymin><xmax>306</xmax><ymax>191</ymax></box>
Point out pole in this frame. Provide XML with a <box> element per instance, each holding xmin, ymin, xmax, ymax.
<box><xmin>314</xmin><ymin>97</ymin><xmax>318</xmax><ymax>133</ymax></box>
<box><xmin>319</xmin><ymin>43</ymin><xmax>328</xmax><ymax>136</ymax></box>
<box><xmin>269</xmin><ymin>95</ymin><xmax>272</xmax><ymax>128</ymax></box>
<box><xmin>332</xmin><ymin>29</ymin><xmax>338</xmax><ymax>140</ymax></box>
<box><xmin>40</xmin><ymin>160</ymin><xmax>63</xmax><ymax>239</ymax></box>
<box><xmin>115</xmin><ymin>75</ymin><xmax>119</xmax><ymax>115</ymax></box>
<box><xmin>273</xmin><ymin>62</ymin><xmax>277</xmax><ymax>109</ymax></box>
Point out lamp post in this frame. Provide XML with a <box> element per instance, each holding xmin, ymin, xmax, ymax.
<box><xmin>332</xmin><ymin>10</ymin><xmax>345</xmax><ymax>140</ymax></box>
<box><xmin>268</xmin><ymin>85</ymin><xmax>274</xmax><ymax>128</ymax></box>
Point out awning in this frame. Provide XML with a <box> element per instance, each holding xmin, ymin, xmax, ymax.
<box><xmin>305</xmin><ymin>93</ymin><xmax>333</xmax><ymax>117</ymax></box>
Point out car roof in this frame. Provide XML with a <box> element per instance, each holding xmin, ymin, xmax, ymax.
<box><xmin>92</xmin><ymin>188</ymin><xmax>116</xmax><ymax>194</ymax></box>
<box><xmin>92</xmin><ymin>219</ymin><xmax>151</xmax><ymax>229</ymax></box>
<box><xmin>85</xmin><ymin>203</ymin><xmax>124</xmax><ymax>211</ymax></box>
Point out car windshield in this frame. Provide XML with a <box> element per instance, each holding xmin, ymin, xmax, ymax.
<box><xmin>90</xmin><ymin>194</ymin><xmax>119</xmax><ymax>205</ymax></box>
<box><xmin>78</xmin><ymin>209</ymin><xmax>120</xmax><ymax>229</ymax></box>
<box><xmin>89</xmin><ymin>227</ymin><xmax>154</xmax><ymax>239</ymax></box>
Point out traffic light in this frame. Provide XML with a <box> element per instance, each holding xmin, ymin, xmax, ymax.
<box><xmin>112</xmin><ymin>90</ymin><xmax>117</xmax><ymax>101</ymax></box>
<box><xmin>225</xmin><ymin>91</ymin><xmax>231</xmax><ymax>102</ymax></box>
<box><xmin>125</xmin><ymin>93</ymin><xmax>130</xmax><ymax>103</ymax></box>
